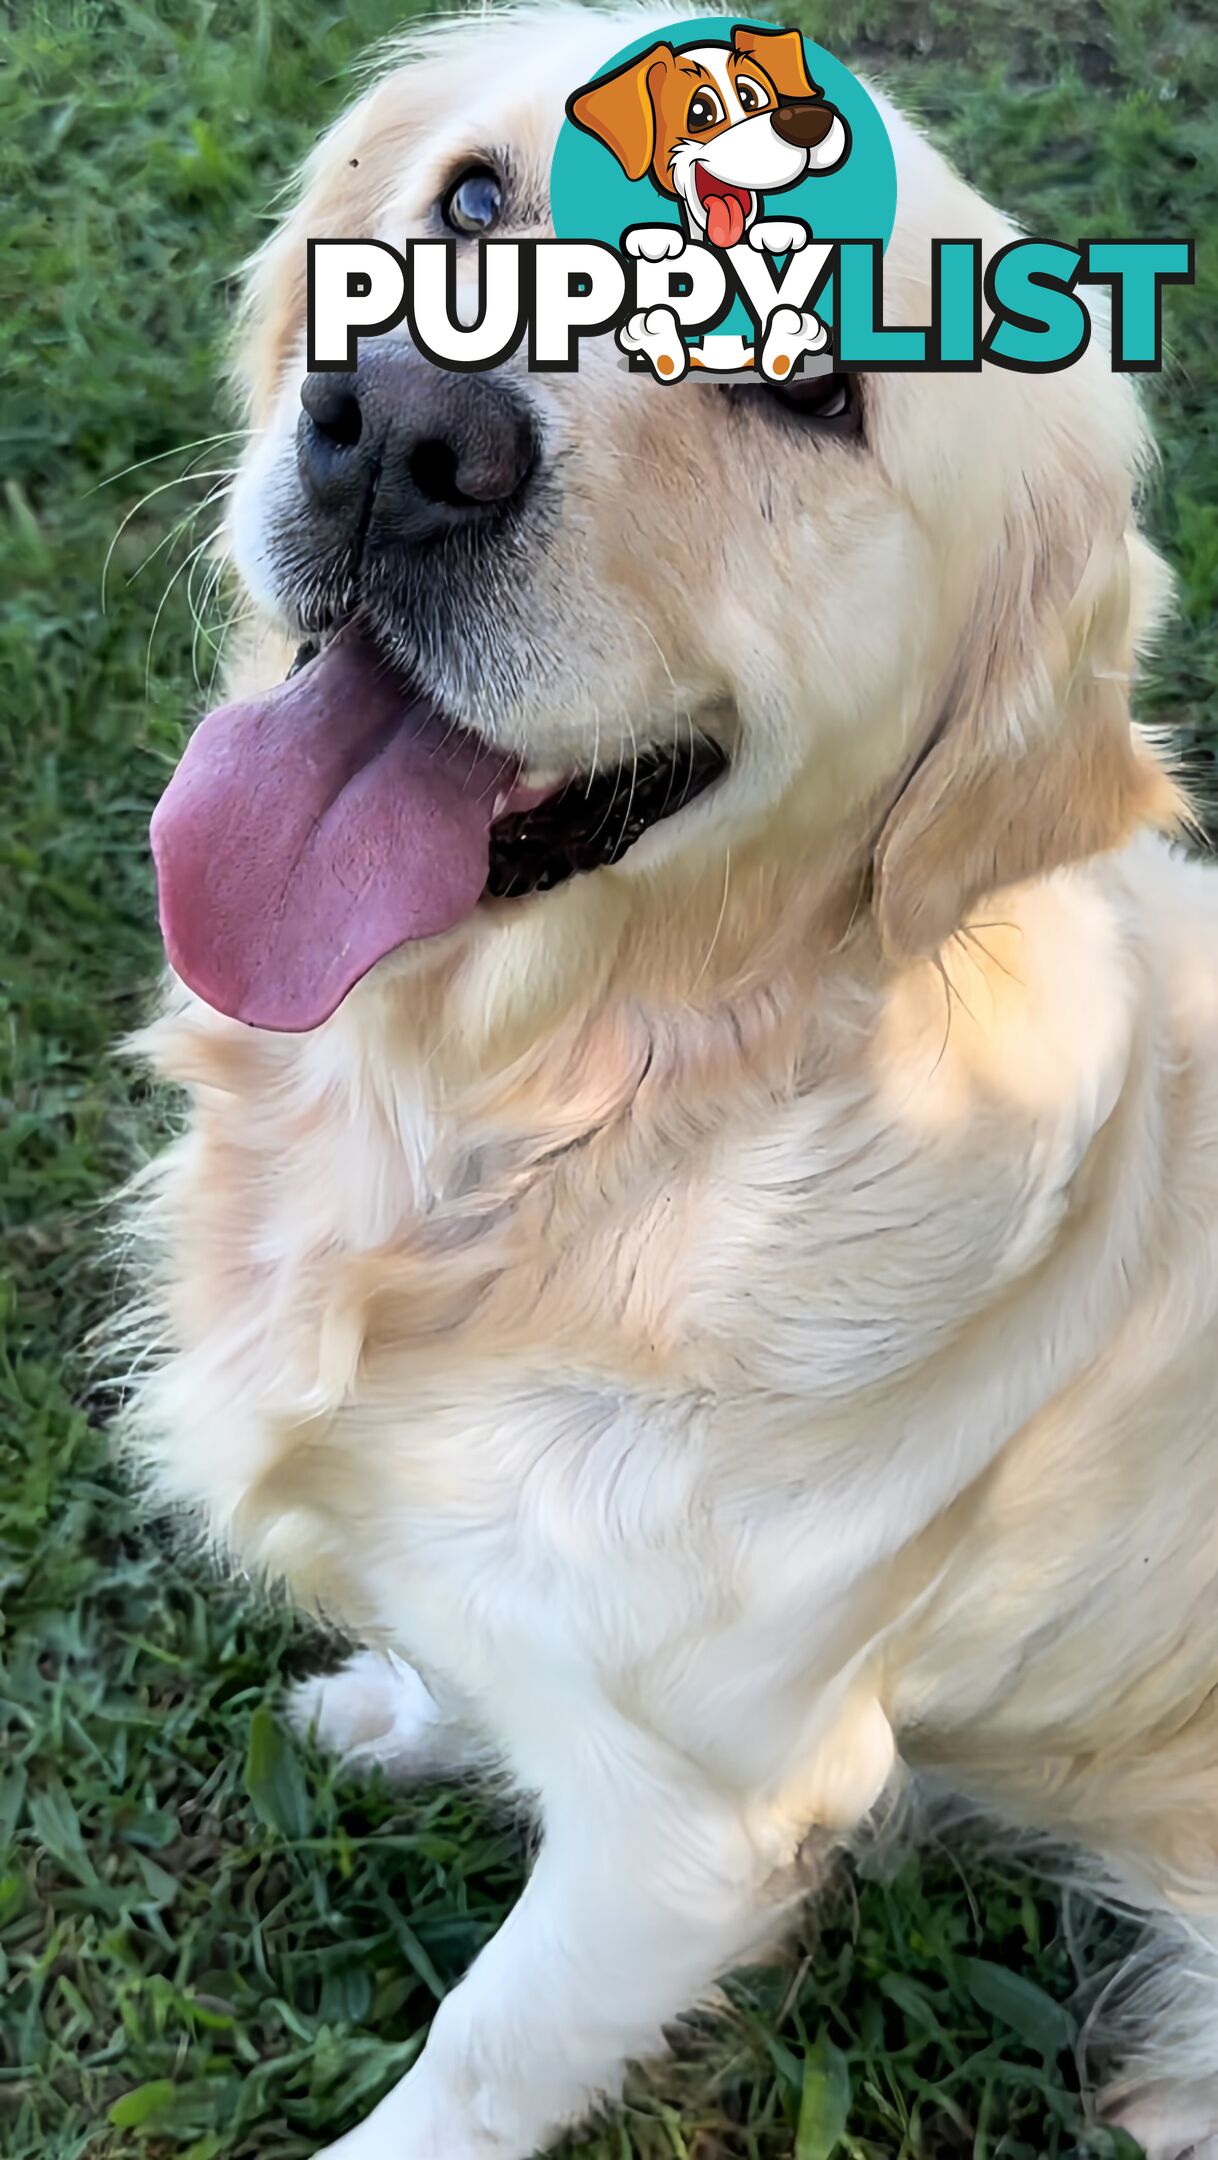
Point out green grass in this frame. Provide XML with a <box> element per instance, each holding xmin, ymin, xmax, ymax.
<box><xmin>1</xmin><ymin>0</ymin><xmax>1214</xmax><ymax>2153</ymax></box>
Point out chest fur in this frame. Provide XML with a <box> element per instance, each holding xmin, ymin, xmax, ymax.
<box><xmin>135</xmin><ymin>958</ymin><xmax>1110</xmax><ymax>1659</ymax></box>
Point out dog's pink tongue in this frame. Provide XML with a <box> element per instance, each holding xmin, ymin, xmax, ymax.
<box><xmin>706</xmin><ymin>191</ymin><xmax>746</xmax><ymax>250</ymax></box>
<box><xmin>151</xmin><ymin>637</ymin><xmax>516</xmax><ymax>1032</ymax></box>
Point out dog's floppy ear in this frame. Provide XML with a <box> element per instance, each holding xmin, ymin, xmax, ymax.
<box><xmin>567</xmin><ymin>44</ymin><xmax>676</xmax><ymax>181</ymax></box>
<box><xmin>731</xmin><ymin>23</ymin><xmax>819</xmax><ymax>102</ymax></box>
<box><xmin>236</xmin><ymin>51</ymin><xmax>468</xmax><ymax>419</ymax></box>
<box><xmin>873</xmin><ymin>487</ymin><xmax>1183</xmax><ymax>961</ymax></box>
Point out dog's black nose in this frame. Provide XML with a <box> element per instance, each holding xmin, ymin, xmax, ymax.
<box><xmin>300</xmin><ymin>372</ymin><xmax>364</xmax><ymax>449</ymax></box>
<box><xmin>296</xmin><ymin>343</ymin><xmax>537</xmax><ymax>545</ymax></box>
<box><xmin>771</xmin><ymin>99</ymin><xmax>839</xmax><ymax>149</ymax></box>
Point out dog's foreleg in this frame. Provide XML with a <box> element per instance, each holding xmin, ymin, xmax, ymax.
<box><xmin>313</xmin><ymin>1736</ymin><xmax>806</xmax><ymax>2159</ymax></box>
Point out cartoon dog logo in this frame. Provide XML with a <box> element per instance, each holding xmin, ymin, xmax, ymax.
<box><xmin>567</xmin><ymin>24</ymin><xmax>849</xmax><ymax>255</ymax></box>
<box><xmin>567</xmin><ymin>24</ymin><xmax>850</xmax><ymax>379</ymax></box>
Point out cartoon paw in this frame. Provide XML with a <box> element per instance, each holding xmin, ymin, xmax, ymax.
<box><xmin>759</xmin><ymin>305</ymin><xmax>828</xmax><ymax>382</ymax></box>
<box><xmin>618</xmin><ymin>306</ymin><xmax>689</xmax><ymax>382</ymax></box>
<box><xmin>623</xmin><ymin>227</ymin><xmax>686</xmax><ymax>263</ymax></box>
<box><xmin>749</xmin><ymin>218</ymin><xmax>811</xmax><ymax>255</ymax></box>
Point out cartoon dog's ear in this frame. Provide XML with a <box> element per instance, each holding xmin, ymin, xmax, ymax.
<box><xmin>567</xmin><ymin>44</ymin><xmax>676</xmax><ymax>181</ymax></box>
<box><xmin>731</xmin><ymin>23</ymin><xmax>819</xmax><ymax>102</ymax></box>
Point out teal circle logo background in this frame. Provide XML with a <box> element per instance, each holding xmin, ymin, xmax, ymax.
<box><xmin>550</xmin><ymin>18</ymin><xmax>898</xmax><ymax>336</ymax></box>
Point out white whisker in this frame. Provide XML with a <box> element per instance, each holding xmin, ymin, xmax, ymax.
<box><xmin>145</xmin><ymin>525</ymin><xmax>226</xmax><ymax>700</ymax></box>
<box><xmin>90</xmin><ymin>428</ymin><xmax>253</xmax><ymax>495</ymax></box>
<box><xmin>190</xmin><ymin>541</ymin><xmax>235</xmax><ymax>690</ymax></box>
<box><xmin>125</xmin><ymin>475</ymin><xmax>233</xmax><ymax>590</ymax></box>
<box><xmin>688</xmin><ymin>846</ymin><xmax>732</xmax><ymax>998</ymax></box>
<box><xmin>205</xmin><ymin>602</ymin><xmax>257</xmax><ymax>698</ymax></box>
<box><xmin>104</xmin><ymin>468</ymin><xmax>235</xmax><ymax>610</ymax></box>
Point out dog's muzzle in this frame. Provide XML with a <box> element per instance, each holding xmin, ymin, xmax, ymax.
<box><xmin>296</xmin><ymin>342</ymin><xmax>538</xmax><ymax>557</ymax></box>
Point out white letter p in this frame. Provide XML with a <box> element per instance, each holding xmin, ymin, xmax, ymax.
<box><xmin>307</xmin><ymin>240</ymin><xmax>407</xmax><ymax>371</ymax></box>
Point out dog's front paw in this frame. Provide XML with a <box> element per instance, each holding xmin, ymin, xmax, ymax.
<box><xmin>618</xmin><ymin>306</ymin><xmax>689</xmax><ymax>382</ymax></box>
<box><xmin>749</xmin><ymin>218</ymin><xmax>811</xmax><ymax>254</ymax></box>
<box><xmin>759</xmin><ymin>305</ymin><xmax>829</xmax><ymax>381</ymax></box>
<box><xmin>1105</xmin><ymin>2076</ymin><xmax>1218</xmax><ymax>2160</ymax></box>
<box><xmin>311</xmin><ymin>2081</ymin><xmax>513</xmax><ymax>2160</ymax></box>
<box><xmin>311</xmin><ymin>2104</ymin><xmax>460</xmax><ymax>2160</ymax></box>
<box><xmin>313</xmin><ymin>2120</ymin><xmax>422</xmax><ymax>2160</ymax></box>
<box><xmin>623</xmin><ymin>225</ymin><xmax>686</xmax><ymax>262</ymax></box>
<box><xmin>314</xmin><ymin>2133</ymin><xmax>498</xmax><ymax>2160</ymax></box>
<box><xmin>288</xmin><ymin>1649</ymin><xmax>479</xmax><ymax>1781</ymax></box>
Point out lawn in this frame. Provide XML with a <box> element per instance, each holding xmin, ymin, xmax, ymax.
<box><xmin>2</xmin><ymin>0</ymin><xmax>1214</xmax><ymax>2155</ymax></box>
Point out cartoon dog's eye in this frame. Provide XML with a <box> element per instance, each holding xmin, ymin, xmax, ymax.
<box><xmin>687</xmin><ymin>88</ymin><xmax>725</xmax><ymax>132</ymax></box>
<box><xmin>735</xmin><ymin>76</ymin><xmax>770</xmax><ymax>114</ymax></box>
<box><xmin>442</xmin><ymin>167</ymin><xmax>503</xmax><ymax>235</ymax></box>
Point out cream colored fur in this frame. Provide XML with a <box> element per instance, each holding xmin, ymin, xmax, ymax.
<box><xmin>126</xmin><ymin>9</ymin><xmax>1218</xmax><ymax>2157</ymax></box>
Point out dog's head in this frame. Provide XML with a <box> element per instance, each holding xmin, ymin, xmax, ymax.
<box><xmin>152</xmin><ymin>4</ymin><xmax>1178</xmax><ymax>1038</ymax></box>
<box><xmin>568</xmin><ymin>25</ymin><xmax>848</xmax><ymax>245</ymax></box>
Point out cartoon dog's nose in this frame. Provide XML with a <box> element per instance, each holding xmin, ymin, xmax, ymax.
<box><xmin>297</xmin><ymin>342</ymin><xmax>537</xmax><ymax>545</ymax></box>
<box><xmin>771</xmin><ymin>99</ymin><xmax>840</xmax><ymax>149</ymax></box>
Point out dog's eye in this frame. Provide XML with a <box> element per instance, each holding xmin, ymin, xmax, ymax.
<box><xmin>443</xmin><ymin>167</ymin><xmax>503</xmax><ymax>235</ymax></box>
<box><xmin>687</xmin><ymin>88</ymin><xmax>725</xmax><ymax>132</ymax></box>
<box><xmin>726</xmin><ymin>369</ymin><xmax>863</xmax><ymax>440</ymax></box>
<box><xmin>767</xmin><ymin>369</ymin><xmax>860</xmax><ymax>433</ymax></box>
<box><xmin>735</xmin><ymin>76</ymin><xmax>769</xmax><ymax>114</ymax></box>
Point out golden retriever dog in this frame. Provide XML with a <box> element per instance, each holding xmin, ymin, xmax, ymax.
<box><xmin>129</xmin><ymin>7</ymin><xmax>1218</xmax><ymax>2156</ymax></box>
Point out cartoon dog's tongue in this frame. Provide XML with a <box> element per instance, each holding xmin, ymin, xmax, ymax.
<box><xmin>151</xmin><ymin>636</ymin><xmax>517</xmax><ymax>1033</ymax></box>
<box><xmin>706</xmin><ymin>192</ymin><xmax>745</xmax><ymax>249</ymax></box>
<box><xmin>695</xmin><ymin>170</ymin><xmax>750</xmax><ymax>251</ymax></box>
